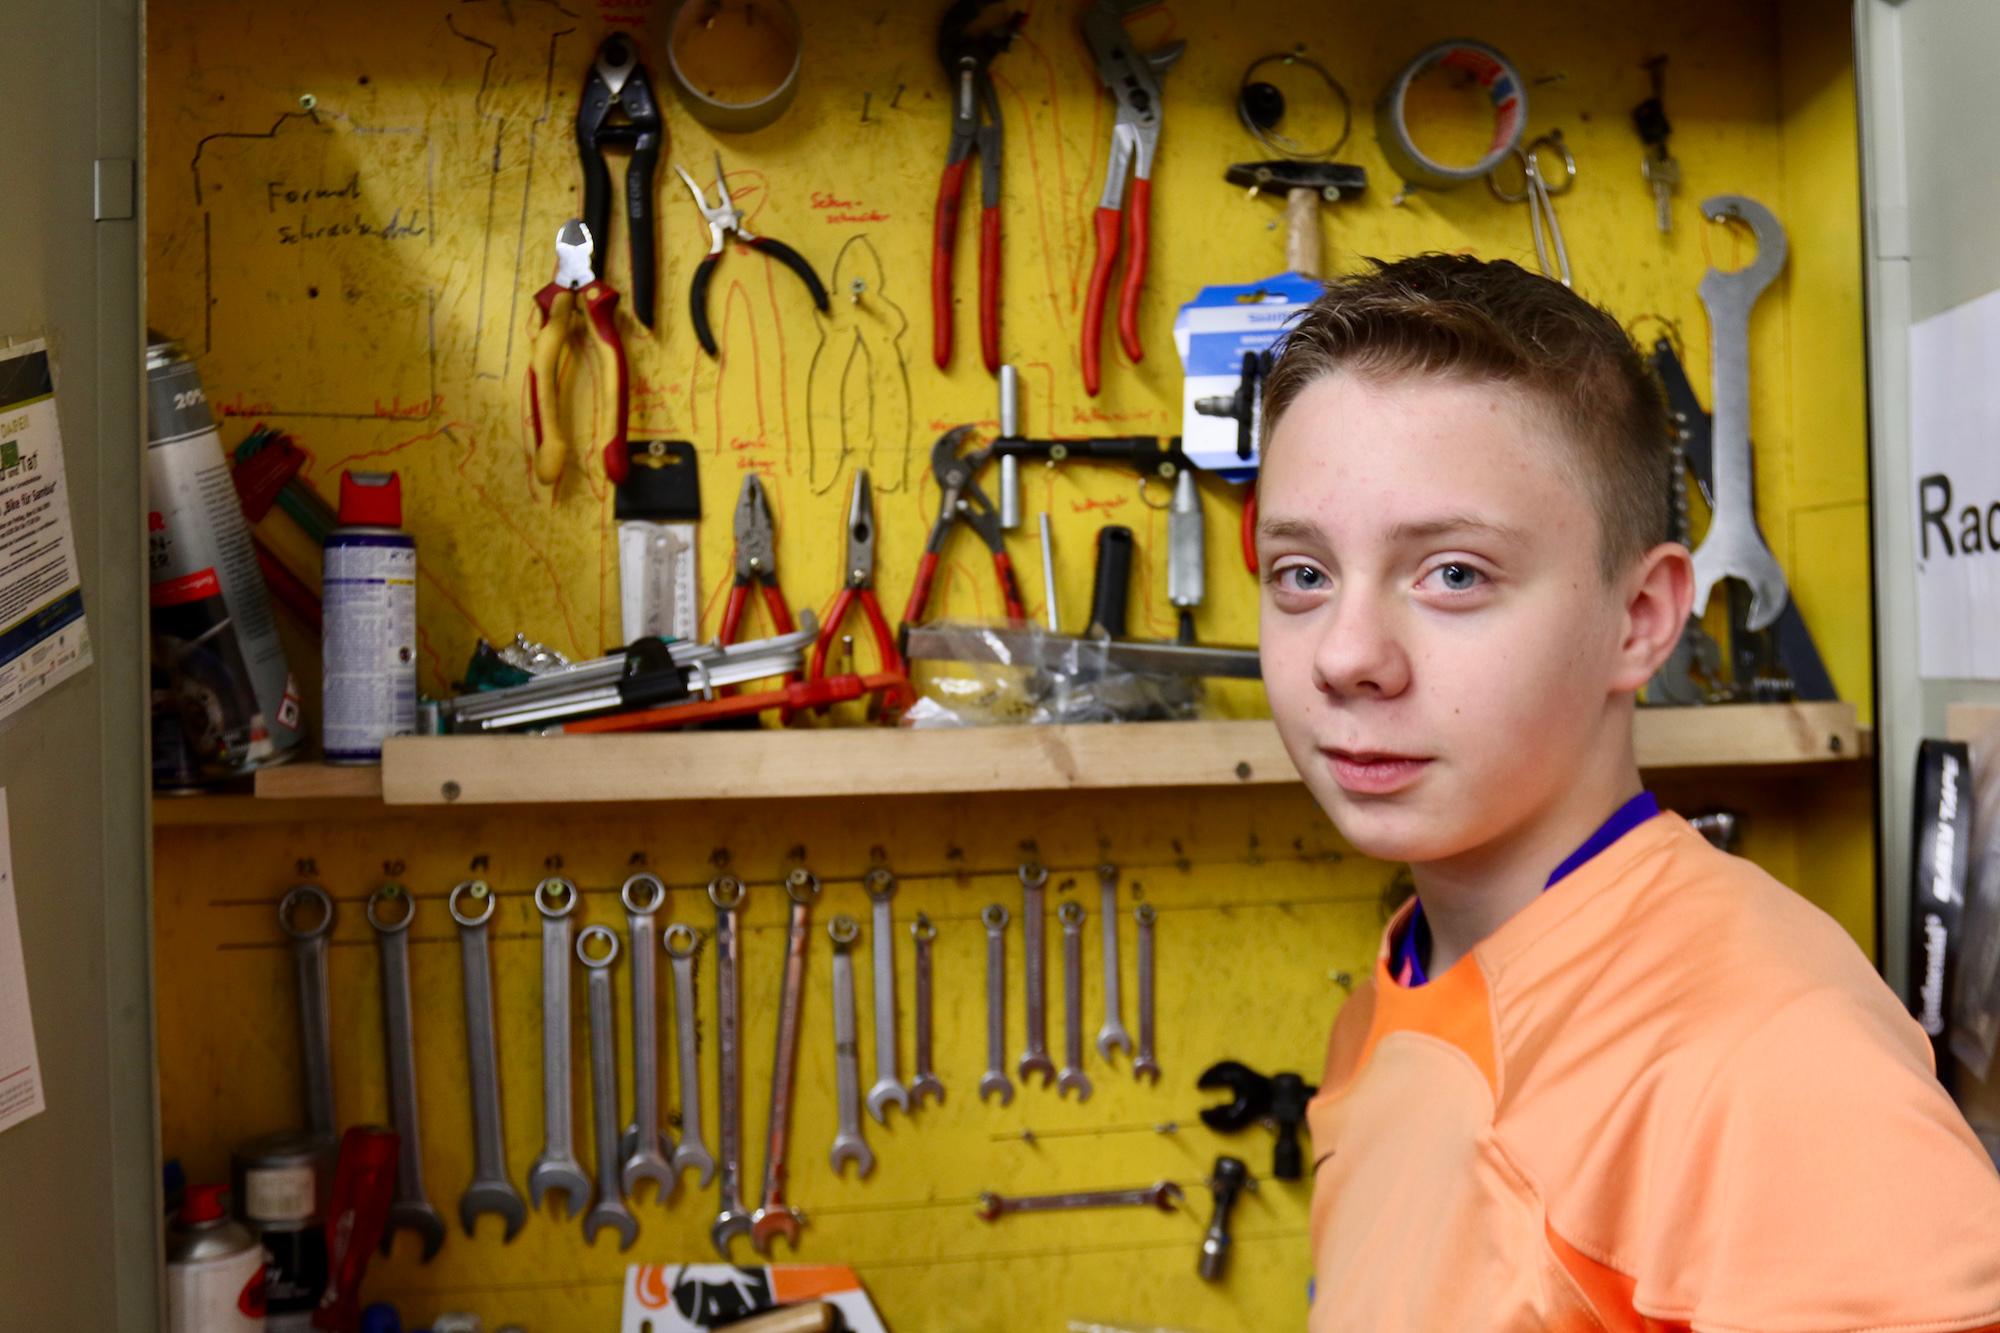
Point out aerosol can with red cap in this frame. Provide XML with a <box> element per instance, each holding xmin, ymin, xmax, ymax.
<box><xmin>321</xmin><ymin>471</ymin><xmax>416</xmax><ymax>765</ymax></box>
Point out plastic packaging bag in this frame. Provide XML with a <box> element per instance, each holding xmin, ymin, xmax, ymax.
<box><xmin>902</xmin><ymin>621</ymin><xmax>1203</xmax><ymax>728</ymax></box>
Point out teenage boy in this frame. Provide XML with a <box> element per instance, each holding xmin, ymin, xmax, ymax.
<box><xmin>1255</xmin><ymin>254</ymin><xmax>2000</xmax><ymax>1330</ymax></box>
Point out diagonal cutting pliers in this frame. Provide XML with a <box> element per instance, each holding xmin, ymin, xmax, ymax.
<box><xmin>528</xmin><ymin>219</ymin><xmax>630</xmax><ymax>488</ymax></box>
<box><xmin>1079</xmin><ymin>0</ymin><xmax>1184</xmax><ymax>396</ymax></box>
<box><xmin>900</xmin><ymin>426</ymin><xmax>1027</xmax><ymax>633</ymax></box>
<box><xmin>808</xmin><ymin>470</ymin><xmax>913</xmax><ymax>713</ymax></box>
<box><xmin>577</xmin><ymin>35</ymin><xmax>664</xmax><ymax>328</ymax></box>
<box><xmin>933</xmin><ymin>1</ymin><xmax>1023</xmax><ymax>374</ymax></box>
<box><xmin>674</xmin><ymin>153</ymin><xmax>830</xmax><ymax>358</ymax></box>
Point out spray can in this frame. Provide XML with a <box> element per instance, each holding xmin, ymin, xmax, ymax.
<box><xmin>232</xmin><ymin>1131</ymin><xmax>331</xmax><ymax>1332</ymax></box>
<box><xmin>145</xmin><ymin>340</ymin><xmax>302</xmax><ymax>782</ymax></box>
<box><xmin>322</xmin><ymin>472</ymin><xmax>416</xmax><ymax>764</ymax></box>
<box><xmin>166</xmin><ymin>1184</ymin><xmax>266</xmax><ymax>1333</ymax></box>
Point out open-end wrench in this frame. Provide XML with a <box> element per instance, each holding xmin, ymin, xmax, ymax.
<box><xmin>862</xmin><ymin>868</ymin><xmax>909</xmax><ymax>1125</ymax></box>
<box><xmin>279</xmin><ymin>883</ymin><xmax>337</xmax><ymax>1141</ymax></box>
<box><xmin>1134</xmin><ymin>903</ymin><xmax>1160</xmax><ymax>1084</ymax></box>
<box><xmin>909</xmin><ymin>913</ymin><xmax>944</xmax><ymax>1107</ymax></box>
<box><xmin>664</xmin><ymin>922</ymin><xmax>715</xmax><ymax>1186</ymax></box>
<box><xmin>751</xmin><ymin>868</ymin><xmax>820</xmax><ymax>1254</ymax></box>
<box><xmin>1056</xmin><ymin>901</ymin><xmax>1093</xmax><ymax>1101</ymax></box>
<box><xmin>1688</xmin><ymin>194</ymin><xmax>1790</xmax><ymax>633</ymax></box>
<box><xmin>578</xmin><ymin>924</ymin><xmax>637</xmax><ymax>1250</ymax></box>
<box><xmin>1095</xmin><ymin>863</ymin><xmax>1132</xmax><ymax>1061</ymax></box>
<box><xmin>528</xmin><ymin>877</ymin><xmax>591</xmax><ymax>1217</ymax></box>
<box><xmin>367</xmin><ymin>884</ymin><xmax>445</xmax><ymax>1261</ymax></box>
<box><xmin>976</xmin><ymin>1181</ymin><xmax>1183</xmax><ymax>1220</ymax></box>
<box><xmin>709</xmin><ymin>875</ymin><xmax>752</xmax><ymax>1258</ymax></box>
<box><xmin>980</xmin><ymin>904</ymin><xmax>1014</xmax><ymax>1105</ymax></box>
<box><xmin>827</xmin><ymin>914</ymin><xmax>874</xmax><ymax>1178</ymax></box>
<box><xmin>449</xmin><ymin>880</ymin><xmax>527</xmax><ymax>1241</ymax></box>
<box><xmin>619</xmin><ymin>872</ymin><xmax>675</xmax><ymax>1204</ymax></box>
<box><xmin>1016</xmin><ymin>862</ymin><xmax>1056</xmax><ymax>1088</ymax></box>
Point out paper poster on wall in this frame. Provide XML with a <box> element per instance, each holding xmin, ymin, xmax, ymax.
<box><xmin>0</xmin><ymin>789</ymin><xmax>45</xmax><ymax>1135</ymax></box>
<box><xmin>0</xmin><ymin>339</ymin><xmax>92</xmax><ymax>723</ymax></box>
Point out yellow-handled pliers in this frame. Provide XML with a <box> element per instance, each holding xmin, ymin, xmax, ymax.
<box><xmin>528</xmin><ymin>219</ymin><xmax>629</xmax><ymax>488</ymax></box>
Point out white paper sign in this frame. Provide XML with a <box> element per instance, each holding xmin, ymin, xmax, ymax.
<box><xmin>0</xmin><ymin>339</ymin><xmax>91</xmax><ymax>722</ymax></box>
<box><xmin>0</xmin><ymin>789</ymin><xmax>45</xmax><ymax>1134</ymax></box>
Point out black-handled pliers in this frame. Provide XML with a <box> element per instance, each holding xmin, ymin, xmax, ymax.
<box><xmin>576</xmin><ymin>35</ymin><xmax>663</xmax><ymax>329</ymax></box>
<box><xmin>673</xmin><ymin>152</ymin><xmax>829</xmax><ymax>358</ymax></box>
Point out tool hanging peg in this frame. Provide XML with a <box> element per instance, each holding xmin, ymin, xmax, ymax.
<box><xmin>578</xmin><ymin>35</ymin><xmax>664</xmax><ymax>328</ymax></box>
<box><xmin>1632</xmin><ymin>56</ymin><xmax>1679</xmax><ymax>234</ymax></box>
<box><xmin>528</xmin><ymin>220</ymin><xmax>631</xmax><ymax>488</ymax></box>
<box><xmin>676</xmin><ymin>153</ymin><xmax>829</xmax><ymax>358</ymax></box>
<box><xmin>1079</xmin><ymin>0</ymin><xmax>1184</xmax><ymax>396</ymax></box>
<box><xmin>933</xmin><ymin>1</ymin><xmax>1023</xmax><ymax>373</ymax></box>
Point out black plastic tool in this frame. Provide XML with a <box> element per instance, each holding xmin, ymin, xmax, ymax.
<box><xmin>1085</xmin><ymin>525</ymin><xmax>1134</xmax><ymax>638</ymax></box>
<box><xmin>1198</xmin><ymin>1059</ymin><xmax>1317</xmax><ymax>1181</ymax></box>
<box><xmin>1198</xmin><ymin>1155</ymin><xmax>1250</xmax><ymax>1281</ymax></box>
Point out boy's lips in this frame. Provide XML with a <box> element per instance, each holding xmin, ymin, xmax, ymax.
<box><xmin>1321</xmin><ymin>747</ymin><xmax>1432</xmax><ymax>796</ymax></box>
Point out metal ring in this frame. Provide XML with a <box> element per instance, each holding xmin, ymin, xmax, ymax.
<box><xmin>1237</xmin><ymin>50</ymin><xmax>1352</xmax><ymax>160</ymax></box>
<box><xmin>911</xmin><ymin>912</ymin><xmax>937</xmax><ymax>943</ymax></box>
<box><xmin>1058</xmin><ymin>900</ymin><xmax>1084</xmax><ymax>926</ymax></box>
<box><xmin>863</xmin><ymin>867</ymin><xmax>895</xmax><ymax>902</ymax></box>
<box><xmin>279</xmin><ymin>884</ymin><xmax>334</xmax><ymax>939</ymax></box>
<box><xmin>981</xmin><ymin>903</ymin><xmax>1010</xmax><ymax>930</ymax></box>
<box><xmin>827</xmin><ymin>914</ymin><xmax>860</xmax><ymax>945</ymax></box>
<box><xmin>577</xmin><ymin>923</ymin><xmax>620</xmax><ymax>968</ymax></box>
<box><xmin>1018</xmin><ymin>862</ymin><xmax>1047</xmax><ymax>890</ymax></box>
<box><xmin>364</xmin><ymin>883</ymin><xmax>413</xmax><ymax>934</ymax></box>
<box><xmin>621</xmin><ymin>871</ymin><xmax>667</xmax><ymax>915</ymax></box>
<box><xmin>1374</xmin><ymin>38</ymin><xmax>1527</xmax><ymax>192</ymax></box>
<box><xmin>785</xmin><ymin>868</ymin><xmax>821</xmax><ymax>906</ymax></box>
<box><xmin>663</xmin><ymin>922</ymin><xmax>701</xmax><ymax>958</ymax></box>
<box><xmin>1135</xmin><ymin>902</ymin><xmax>1158</xmax><ymax>925</ymax></box>
<box><xmin>1487</xmin><ymin>132</ymin><xmax>1575</xmax><ymax>204</ymax></box>
<box><xmin>534</xmin><ymin>876</ymin><xmax>578</xmax><ymax>919</ymax></box>
<box><xmin>708</xmin><ymin>875</ymin><xmax>745</xmax><ymax>912</ymax></box>
<box><xmin>448</xmin><ymin>879</ymin><xmax>496</xmax><ymax>928</ymax></box>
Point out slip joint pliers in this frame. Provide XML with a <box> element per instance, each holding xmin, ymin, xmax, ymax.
<box><xmin>933</xmin><ymin>1</ymin><xmax>1023</xmax><ymax>373</ymax></box>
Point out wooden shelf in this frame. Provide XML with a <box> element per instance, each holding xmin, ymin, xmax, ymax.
<box><xmin>142</xmin><ymin>703</ymin><xmax>1865</xmax><ymax>818</ymax></box>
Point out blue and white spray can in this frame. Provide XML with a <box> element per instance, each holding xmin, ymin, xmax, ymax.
<box><xmin>321</xmin><ymin>472</ymin><xmax>415</xmax><ymax>764</ymax></box>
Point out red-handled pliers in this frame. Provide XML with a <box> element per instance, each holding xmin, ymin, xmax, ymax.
<box><xmin>809</xmin><ymin>470</ymin><xmax>913</xmax><ymax>714</ymax></box>
<box><xmin>933</xmin><ymin>1</ymin><xmax>1023</xmax><ymax>374</ymax></box>
<box><xmin>901</xmin><ymin>426</ymin><xmax>1028</xmax><ymax>632</ymax></box>
<box><xmin>720</xmin><ymin>473</ymin><xmax>799</xmax><ymax>648</ymax></box>
<box><xmin>1079</xmin><ymin>0</ymin><xmax>1184</xmax><ymax>396</ymax></box>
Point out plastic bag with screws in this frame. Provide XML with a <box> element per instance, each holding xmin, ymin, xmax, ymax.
<box><xmin>901</xmin><ymin>620</ymin><xmax>1204</xmax><ymax>728</ymax></box>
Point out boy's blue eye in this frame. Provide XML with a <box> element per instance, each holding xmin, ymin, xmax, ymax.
<box><xmin>1431</xmin><ymin>562</ymin><xmax>1482</xmax><ymax>592</ymax></box>
<box><xmin>1275</xmin><ymin>564</ymin><xmax>1326</xmax><ymax>592</ymax></box>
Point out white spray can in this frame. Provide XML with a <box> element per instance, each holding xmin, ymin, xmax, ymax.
<box><xmin>165</xmin><ymin>1184</ymin><xmax>266</xmax><ymax>1332</ymax></box>
<box><xmin>321</xmin><ymin>471</ymin><xmax>416</xmax><ymax>764</ymax></box>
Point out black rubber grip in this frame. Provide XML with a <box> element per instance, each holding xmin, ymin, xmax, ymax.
<box><xmin>748</xmin><ymin>236</ymin><xmax>830</xmax><ymax>311</ymax></box>
<box><xmin>689</xmin><ymin>254</ymin><xmax>721</xmax><ymax>356</ymax></box>
<box><xmin>626</xmin><ymin>144</ymin><xmax>658</xmax><ymax>328</ymax></box>
<box><xmin>1086</xmin><ymin>525</ymin><xmax>1134</xmax><ymax>639</ymax></box>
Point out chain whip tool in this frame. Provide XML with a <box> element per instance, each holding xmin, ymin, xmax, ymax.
<box><xmin>977</xmin><ymin>1181</ymin><xmax>1183</xmax><ymax>1220</ymax></box>
<box><xmin>751</xmin><ymin>868</ymin><xmax>819</xmax><ymax>1253</ymax></box>
<box><xmin>367</xmin><ymin>885</ymin><xmax>445</xmax><ymax>1260</ymax></box>
<box><xmin>1134</xmin><ymin>903</ymin><xmax>1160</xmax><ymax>1083</ymax></box>
<box><xmin>664</xmin><ymin>922</ymin><xmax>715</xmax><ymax>1185</ymax></box>
<box><xmin>709</xmin><ymin>875</ymin><xmax>752</xmax><ymax>1257</ymax></box>
<box><xmin>910</xmin><ymin>913</ymin><xmax>944</xmax><ymax>1107</ymax></box>
<box><xmin>1057</xmin><ymin>901</ymin><xmax>1093</xmax><ymax>1101</ymax></box>
<box><xmin>279</xmin><ymin>884</ymin><xmax>337</xmax><ymax>1141</ymax></box>
<box><xmin>449</xmin><ymin>880</ymin><xmax>527</xmax><ymax>1240</ymax></box>
<box><xmin>578</xmin><ymin>925</ymin><xmax>637</xmax><ymax>1249</ymax></box>
<box><xmin>828</xmin><ymin>914</ymin><xmax>874</xmax><ymax>1177</ymax></box>
<box><xmin>979</xmin><ymin>904</ymin><xmax>1015</xmax><ymax>1104</ymax></box>
<box><xmin>863</xmin><ymin>868</ymin><xmax>909</xmax><ymax>1123</ymax></box>
<box><xmin>528</xmin><ymin>877</ymin><xmax>591</xmax><ymax>1217</ymax></box>
<box><xmin>1016</xmin><ymin>862</ymin><xmax>1055</xmax><ymax>1087</ymax></box>
<box><xmin>619</xmin><ymin>873</ymin><xmax>675</xmax><ymax>1203</ymax></box>
<box><xmin>1095</xmin><ymin>864</ymin><xmax>1132</xmax><ymax>1060</ymax></box>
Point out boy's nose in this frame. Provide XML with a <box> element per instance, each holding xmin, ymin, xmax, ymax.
<box><xmin>1311</xmin><ymin>589</ymin><xmax>1410</xmax><ymax>700</ymax></box>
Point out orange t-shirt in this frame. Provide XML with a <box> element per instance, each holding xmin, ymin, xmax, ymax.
<box><xmin>1307</xmin><ymin>812</ymin><xmax>2000</xmax><ymax>1331</ymax></box>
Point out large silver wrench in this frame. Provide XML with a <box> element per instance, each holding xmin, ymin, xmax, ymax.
<box><xmin>619</xmin><ymin>873</ymin><xmax>675</xmax><ymax>1203</ymax></box>
<box><xmin>709</xmin><ymin>875</ymin><xmax>752</xmax><ymax>1258</ymax></box>
<box><xmin>909</xmin><ymin>913</ymin><xmax>944</xmax><ymax>1107</ymax></box>
<box><xmin>367</xmin><ymin>884</ymin><xmax>445</xmax><ymax>1261</ymax></box>
<box><xmin>751</xmin><ymin>868</ymin><xmax>819</xmax><ymax>1254</ymax></box>
<box><xmin>977</xmin><ymin>1180</ymin><xmax>1183</xmax><ymax>1220</ymax></box>
<box><xmin>1016</xmin><ymin>862</ymin><xmax>1055</xmax><ymax>1087</ymax></box>
<box><xmin>827</xmin><ymin>915</ymin><xmax>874</xmax><ymax>1177</ymax></box>
<box><xmin>449</xmin><ymin>881</ymin><xmax>526</xmax><ymax>1241</ymax></box>
<box><xmin>1095</xmin><ymin>863</ymin><xmax>1132</xmax><ymax>1061</ymax></box>
<box><xmin>578</xmin><ymin>925</ymin><xmax>637</xmax><ymax>1250</ymax></box>
<box><xmin>279</xmin><ymin>883</ymin><xmax>337</xmax><ymax>1141</ymax></box>
<box><xmin>1134</xmin><ymin>903</ymin><xmax>1160</xmax><ymax>1084</ymax></box>
<box><xmin>1689</xmin><ymin>194</ymin><xmax>1790</xmax><ymax>632</ymax></box>
<box><xmin>665</xmin><ymin>923</ymin><xmax>715</xmax><ymax>1186</ymax></box>
<box><xmin>979</xmin><ymin>904</ymin><xmax>1014</xmax><ymax>1105</ymax></box>
<box><xmin>1057</xmin><ymin>901</ymin><xmax>1093</xmax><ymax>1101</ymax></box>
<box><xmin>862</xmin><ymin>869</ymin><xmax>909</xmax><ymax>1124</ymax></box>
<box><xmin>527</xmin><ymin>877</ymin><xmax>590</xmax><ymax>1217</ymax></box>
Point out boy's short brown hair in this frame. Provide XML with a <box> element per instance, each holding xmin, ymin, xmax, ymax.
<box><xmin>1261</xmin><ymin>254</ymin><xmax>1672</xmax><ymax>581</ymax></box>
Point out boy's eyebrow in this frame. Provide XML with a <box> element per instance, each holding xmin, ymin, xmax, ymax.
<box><xmin>1256</xmin><ymin>515</ymin><xmax>1325</xmax><ymax>543</ymax></box>
<box><xmin>1387</xmin><ymin>513</ymin><xmax>1527</xmax><ymax>545</ymax></box>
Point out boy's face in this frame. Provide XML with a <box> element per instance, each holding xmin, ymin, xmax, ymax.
<box><xmin>1256</xmin><ymin>370</ymin><xmax>1652</xmax><ymax>867</ymax></box>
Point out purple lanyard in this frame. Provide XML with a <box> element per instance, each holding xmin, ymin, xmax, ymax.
<box><xmin>1392</xmin><ymin>791</ymin><xmax>1660</xmax><ymax>988</ymax></box>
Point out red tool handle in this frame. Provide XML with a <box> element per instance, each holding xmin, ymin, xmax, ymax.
<box><xmin>993</xmin><ymin>550</ymin><xmax>1027</xmax><ymax>621</ymax></box>
<box><xmin>1080</xmin><ymin>205</ymin><xmax>1123</xmax><ymax>396</ymax></box>
<box><xmin>313</xmin><ymin>1126</ymin><xmax>399</xmax><ymax>1332</ymax></box>
<box><xmin>719</xmin><ymin>583</ymin><xmax>750</xmax><ymax>646</ymax></box>
<box><xmin>902</xmin><ymin>550</ymin><xmax>942</xmax><ymax>629</ymax></box>
<box><xmin>1117</xmin><ymin>178</ymin><xmax>1151</xmax><ymax>364</ymax></box>
<box><xmin>562</xmin><ymin>670</ymin><xmax>909</xmax><ymax>734</ymax></box>
<box><xmin>978</xmin><ymin>204</ymin><xmax>1002</xmax><ymax>373</ymax></box>
<box><xmin>808</xmin><ymin>587</ymin><xmax>857</xmax><ymax>684</ymax></box>
<box><xmin>580</xmin><ymin>281</ymin><xmax>630</xmax><ymax>484</ymax></box>
<box><xmin>1241</xmin><ymin>490</ymin><xmax>1259</xmax><ymax>574</ymax></box>
<box><xmin>932</xmin><ymin>159</ymin><xmax>970</xmax><ymax>369</ymax></box>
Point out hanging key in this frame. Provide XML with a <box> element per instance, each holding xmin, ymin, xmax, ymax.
<box><xmin>1633</xmin><ymin>55</ymin><xmax>1678</xmax><ymax>234</ymax></box>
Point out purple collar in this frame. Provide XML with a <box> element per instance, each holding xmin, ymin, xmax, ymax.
<box><xmin>1392</xmin><ymin>791</ymin><xmax>1660</xmax><ymax>988</ymax></box>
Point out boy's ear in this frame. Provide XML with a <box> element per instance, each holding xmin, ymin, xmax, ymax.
<box><xmin>1611</xmin><ymin>542</ymin><xmax>1697</xmax><ymax>693</ymax></box>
